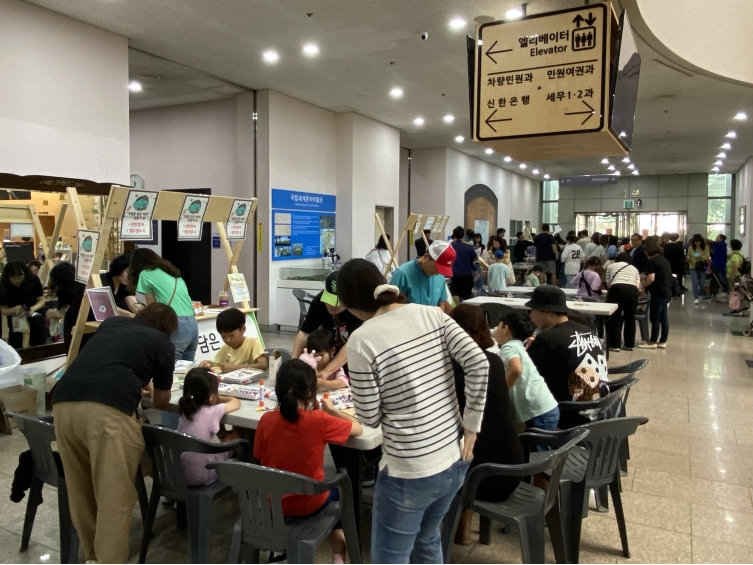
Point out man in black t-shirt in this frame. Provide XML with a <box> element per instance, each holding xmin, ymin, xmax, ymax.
<box><xmin>513</xmin><ymin>231</ymin><xmax>530</xmax><ymax>263</ymax></box>
<box><xmin>639</xmin><ymin>242</ymin><xmax>674</xmax><ymax>349</ymax></box>
<box><xmin>533</xmin><ymin>224</ymin><xmax>560</xmax><ymax>284</ymax></box>
<box><xmin>52</xmin><ymin>304</ymin><xmax>177</xmax><ymax>563</ymax></box>
<box><xmin>292</xmin><ymin>271</ymin><xmax>362</xmax><ymax>379</ymax></box>
<box><xmin>525</xmin><ymin>286</ymin><xmax>608</xmax><ymax>429</ymax></box>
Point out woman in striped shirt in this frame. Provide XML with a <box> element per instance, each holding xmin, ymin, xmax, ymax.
<box><xmin>337</xmin><ymin>259</ymin><xmax>489</xmax><ymax>564</ymax></box>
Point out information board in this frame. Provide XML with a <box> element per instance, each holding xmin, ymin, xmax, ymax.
<box><xmin>271</xmin><ymin>189</ymin><xmax>336</xmax><ymax>261</ymax></box>
<box><xmin>475</xmin><ymin>4</ymin><xmax>607</xmax><ymax>140</ymax></box>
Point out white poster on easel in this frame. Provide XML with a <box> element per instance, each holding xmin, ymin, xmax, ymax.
<box><xmin>227</xmin><ymin>273</ymin><xmax>250</xmax><ymax>303</ymax></box>
<box><xmin>178</xmin><ymin>194</ymin><xmax>210</xmax><ymax>241</ymax></box>
<box><xmin>120</xmin><ymin>190</ymin><xmax>158</xmax><ymax>240</ymax></box>
<box><xmin>226</xmin><ymin>199</ymin><xmax>254</xmax><ymax>240</ymax></box>
<box><xmin>75</xmin><ymin>229</ymin><xmax>100</xmax><ymax>284</ymax></box>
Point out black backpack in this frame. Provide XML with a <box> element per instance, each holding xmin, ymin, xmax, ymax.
<box><xmin>741</xmin><ymin>256</ymin><xmax>752</xmax><ymax>276</ymax></box>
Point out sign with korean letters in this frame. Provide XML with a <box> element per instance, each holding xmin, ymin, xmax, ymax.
<box><xmin>178</xmin><ymin>194</ymin><xmax>210</xmax><ymax>241</ymax></box>
<box><xmin>475</xmin><ymin>4</ymin><xmax>607</xmax><ymax>140</ymax></box>
<box><xmin>226</xmin><ymin>199</ymin><xmax>254</xmax><ymax>240</ymax></box>
<box><xmin>120</xmin><ymin>190</ymin><xmax>158</xmax><ymax>240</ymax></box>
<box><xmin>75</xmin><ymin>229</ymin><xmax>100</xmax><ymax>284</ymax></box>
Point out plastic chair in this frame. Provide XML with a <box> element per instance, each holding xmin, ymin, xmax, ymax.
<box><xmin>442</xmin><ymin>428</ymin><xmax>589</xmax><ymax>564</ymax></box>
<box><xmin>139</xmin><ymin>424</ymin><xmax>251</xmax><ymax>564</ymax></box>
<box><xmin>557</xmin><ymin>378</ymin><xmax>638</xmax><ymax>426</ymax></box>
<box><xmin>292</xmin><ymin>289</ymin><xmax>314</xmax><ymax>330</ymax></box>
<box><xmin>212</xmin><ymin>460</ymin><xmax>361</xmax><ymax>564</ymax></box>
<box><xmin>478</xmin><ymin>302</ymin><xmax>516</xmax><ymax>328</ymax></box>
<box><xmin>608</xmin><ymin>360</ymin><xmax>648</xmax><ymax>474</ymax></box>
<box><xmin>558</xmin><ymin>417</ymin><xmax>648</xmax><ymax>563</ymax></box>
<box><xmin>10</xmin><ymin>413</ymin><xmax>79</xmax><ymax>564</ymax></box>
<box><xmin>634</xmin><ymin>295</ymin><xmax>650</xmax><ymax>341</ymax></box>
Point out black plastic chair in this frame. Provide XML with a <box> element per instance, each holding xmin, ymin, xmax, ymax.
<box><xmin>608</xmin><ymin>359</ymin><xmax>648</xmax><ymax>475</ymax></box>
<box><xmin>442</xmin><ymin>428</ymin><xmax>589</xmax><ymax>564</ymax></box>
<box><xmin>478</xmin><ymin>302</ymin><xmax>516</xmax><ymax>329</ymax></box>
<box><xmin>558</xmin><ymin>417</ymin><xmax>648</xmax><ymax>563</ymax></box>
<box><xmin>10</xmin><ymin>413</ymin><xmax>79</xmax><ymax>564</ymax></box>
<box><xmin>292</xmin><ymin>289</ymin><xmax>315</xmax><ymax>330</ymax></box>
<box><xmin>634</xmin><ymin>295</ymin><xmax>650</xmax><ymax>341</ymax></box>
<box><xmin>139</xmin><ymin>424</ymin><xmax>251</xmax><ymax>564</ymax></box>
<box><xmin>558</xmin><ymin>378</ymin><xmax>639</xmax><ymax>425</ymax></box>
<box><xmin>212</xmin><ymin>460</ymin><xmax>361</xmax><ymax>564</ymax></box>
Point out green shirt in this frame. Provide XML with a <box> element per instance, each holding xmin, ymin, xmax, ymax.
<box><xmin>390</xmin><ymin>259</ymin><xmax>448</xmax><ymax>306</ymax></box>
<box><xmin>136</xmin><ymin>268</ymin><xmax>195</xmax><ymax>317</ymax></box>
<box><xmin>525</xmin><ymin>273</ymin><xmax>541</xmax><ymax>287</ymax></box>
<box><xmin>499</xmin><ymin>340</ymin><xmax>558</xmax><ymax>424</ymax></box>
<box><xmin>727</xmin><ymin>252</ymin><xmax>744</xmax><ymax>280</ymax></box>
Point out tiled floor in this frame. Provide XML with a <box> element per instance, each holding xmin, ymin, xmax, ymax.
<box><xmin>2</xmin><ymin>295</ymin><xmax>753</xmax><ymax>563</ymax></box>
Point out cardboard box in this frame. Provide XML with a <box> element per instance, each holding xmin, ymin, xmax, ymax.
<box><xmin>0</xmin><ymin>385</ymin><xmax>38</xmax><ymax>434</ymax></box>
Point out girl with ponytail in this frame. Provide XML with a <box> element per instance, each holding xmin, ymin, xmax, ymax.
<box><xmin>254</xmin><ymin>359</ymin><xmax>362</xmax><ymax>564</ymax></box>
<box><xmin>176</xmin><ymin>367</ymin><xmax>241</xmax><ymax>485</ymax></box>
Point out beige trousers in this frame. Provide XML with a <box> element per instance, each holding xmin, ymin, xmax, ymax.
<box><xmin>53</xmin><ymin>401</ymin><xmax>144</xmax><ymax>563</ymax></box>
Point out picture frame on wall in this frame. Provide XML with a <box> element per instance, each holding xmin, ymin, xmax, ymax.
<box><xmin>740</xmin><ymin>205</ymin><xmax>746</xmax><ymax>237</ymax></box>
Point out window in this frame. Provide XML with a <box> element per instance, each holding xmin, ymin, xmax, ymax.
<box><xmin>541</xmin><ymin>181</ymin><xmax>558</xmax><ymax>224</ymax></box>
<box><xmin>707</xmin><ymin>174</ymin><xmax>732</xmax><ymax>238</ymax></box>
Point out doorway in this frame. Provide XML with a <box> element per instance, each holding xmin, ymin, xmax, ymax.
<box><xmin>375</xmin><ymin>206</ymin><xmax>394</xmax><ymax>247</ymax></box>
<box><xmin>576</xmin><ymin>212</ymin><xmax>687</xmax><ymax>240</ymax></box>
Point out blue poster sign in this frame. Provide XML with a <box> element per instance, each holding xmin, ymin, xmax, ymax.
<box><xmin>271</xmin><ymin>189</ymin><xmax>336</xmax><ymax>261</ymax></box>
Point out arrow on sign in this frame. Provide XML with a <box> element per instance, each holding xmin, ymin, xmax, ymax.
<box><xmin>485</xmin><ymin>109</ymin><xmax>512</xmax><ymax>132</ymax></box>
<box><xmin>573</xmin><ymin>14</ymin><xmax>585</xmax><ymax>27</ymax></box>
<box><xmin>585</xmin><ymin>12</ymin><xmax>597</xmax><ymax>25</ymax></box>
<box><xmin>485</xmin><ymin>41</ymin><xmax>512</xmax><ymax>64</ymax></box>
<box><xmin>564</xmin><ymin>100</ymin><xmax>596</xmax><ymax>125</ymax></box>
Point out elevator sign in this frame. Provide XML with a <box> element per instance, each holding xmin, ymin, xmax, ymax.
<box><xmin>474</xmin><ymin>4</ymin><xmax>607</xmax><ymax>141</ymax></box>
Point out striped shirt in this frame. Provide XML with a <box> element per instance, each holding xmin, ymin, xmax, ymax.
<box><xmin>606</xmin><ymin>262</ymin><xmax>640</xmax><ymax>287</ymax></box>
<box><xmin>348</xmin><ymin>304</ymin><xmax>488</xmax><ymax>479</ymax></box>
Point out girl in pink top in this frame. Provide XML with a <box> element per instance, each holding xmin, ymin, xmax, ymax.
<box><xmin>177</xmin><ymin>368</ymin><xmax>241</xmax><ymax>485</ymax></box>
<box><xmin>570</xmin><ymin>256</ymin><xmax>603</xmax><ymax>302</ymax></box>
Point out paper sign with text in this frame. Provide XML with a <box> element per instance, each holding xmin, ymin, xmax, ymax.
<box><xmin>75</xmin><ymin>229</ymin><xmax>100</xmax><ymax>284</ymax></box>
<box><xmin>178</xmin><ymin>194</ymin><xmax>210</xmax><ymax>241</ymax></box>
<box><xmin>228</xmin><ymin>273</ymin><xmax>250</xmax><ymax>303</ymax></box>
<box><xmin>120</xmin><ymin>190</ymin><xmax>158</xmax><ymax>240</ymax></box>
<box><xmin>226</xmin><ymin>199</ymin><xmax>254</xmax><ymax>240</ymax></box>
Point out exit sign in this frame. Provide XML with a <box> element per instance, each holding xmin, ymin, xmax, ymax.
<box><xmin>623</xmin><ymin>199</ymin><xmax>635</xmax><ymax>209</ymax></box>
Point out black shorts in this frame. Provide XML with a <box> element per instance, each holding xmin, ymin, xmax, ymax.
<box><xmin>450</xmin><ymin>275</ymin><xmax>475</xmax><ymax>301</ymax></box>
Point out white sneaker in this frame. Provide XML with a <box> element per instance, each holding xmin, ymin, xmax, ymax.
<box><xmin>694</xmin><ymin>298</ymin><xmax>700</xmax><ymax>305</ymax></box>
<box><xmin>638</xmin><ymin>342</ymin><xmax>657</xmax><ymax>349</ymax></box>
<box><xmin>609</xmin><ymin>347</ymin><xmax>621</xmax><ymax>352</ymax></box>
<box><xmin>657</xmin><ymin>342</ymin><xmax>667</xmax><ymax>349</ymax></box>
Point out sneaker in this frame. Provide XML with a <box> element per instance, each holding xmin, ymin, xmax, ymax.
<box><xmin>638</xmin><ymin>342</ymin><xmax>657</xmax><ymax>349</ymax></box>
<box><xmin>623</xmin><ymin>347</ymin><xmax>634</xmax><ymax>351</ymax></box>
<box><xmin>694</xmin><ymin>299</ymin><xmax>700</xmax><ymax>305</ymax></box>
<box><xmin>609</xmin><ymin>347</ymin><xmax>621</xmax><ymax>352</ymax></box>
<box><xmin>657</xmin><ymin>342</ymin><xmax>667</xmax><ymax>349</ymax></box>
<box><xmin>362</xmin><ymin>464</ymin><xmax>376</xmax><ymax>488</ymax></box>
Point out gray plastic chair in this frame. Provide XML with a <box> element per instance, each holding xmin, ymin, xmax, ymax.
<box><xmin>634</xmin><ymin>295</ymin><xmax>650</xmax><ymax>341</ymax></box>
<box><xmin>557</xmin><ymin>417</ymin><xmax>648</xmax><ymax>563</ymax></box>
<box><xmin>139</xmin><ymin>424</ymin><xmax>251</xmax><ymax>564</ymax></box>
<box><xmin>212</xmin><ymin>460</ymin><xmax>361</xmax><ymax>564</ymax></box>
<box><xmin>442</xmin><ymin>428</ymin><xmax>589</xmax><ymax>564</ymax></box>
<box><xmin>10</xmin><ymin>413</ymin><xmax>79</xmax><ymax>564</ymax></box>
<box><xmin>608</xmin><ymin>360</ymin><xmax>648</xmax><ymax>475</ymax></box>
<box><xmin>292</xmin><ymin>289</ymin><xmax>314</xmax><ymax>330</ymax></box>
<box><xmin>557</xmin><ymin>378</ymin><xmax>638</xmax><ymax>426</ymax></box>
<box><xmin>478</xmin><ymin>302</ymin><xmax>516</xmax><ymax>328</ymax></box>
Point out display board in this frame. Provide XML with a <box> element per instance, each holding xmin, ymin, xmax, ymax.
<box><xmin>271</xmin><ymin>189</ymin><xmax>336</xmax><ymax>261</ymax></box>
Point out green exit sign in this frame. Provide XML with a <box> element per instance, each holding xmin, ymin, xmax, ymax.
<box><xmin>623</xmin><ymin>199</ymin><xmax>635</xmax><ymax>209</ymax></box>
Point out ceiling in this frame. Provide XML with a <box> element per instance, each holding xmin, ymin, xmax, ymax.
<box><xmin>26</xmin><ymin>0</ymin><xmax>753</xmax><ymax>179</ymax></box>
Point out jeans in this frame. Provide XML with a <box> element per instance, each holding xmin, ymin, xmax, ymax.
<box><xmin>690</xmin><ymin>269</ymin><xmax>706</xmax><ymax>299</ymax></box>
<box><xmin>714</xmin><ymin>268</ymin><xmax>729</xmax><ymax>293</ymax></box>
<box><xmin>649</xmin><ymin>295</ymin><xmax>670</xmax><ymax>343</ymax></box>
<box><xmin>371</xmin><ymin>458</ymin><xmax>471</xmax><ymax>564</ymax></box>
<box><xmin>526</xmin><ymin>405</ymin><xmax>560</xmax><ymax>432</ymax></box>
<box><xmin>172</xmin><ymin>316</ymin><xmax>199</xmax><ymax>361</ymax></box>
<box><xmin>607</xmin><ymin>284</ymin><xmax>639</xmax><ymax>349</ymax></box>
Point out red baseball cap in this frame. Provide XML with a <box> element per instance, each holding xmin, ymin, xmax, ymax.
<box><xmin>429</xmin><ymin>240</ymin><xmax>456</xmax><ymax>277</ymax></box>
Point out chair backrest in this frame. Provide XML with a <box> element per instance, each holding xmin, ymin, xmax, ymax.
<box><xmin>608</xmin><ymin>359</ymin><xmax>648</xmax><ymax>377</ymax></box>
<box><xmin>292</xmin><ymin>289</ymin><xmax>312</xmax><ymax>317</ymax></box>
<box><xmin>536</xmin><ymin>429</ymin><xmax>591</xmax><ymax>514</ymax></box>
<box><xmin>10</xmin><ymin>413</ymin><xmax>61</xmax><ymax>487</ymax></box>
<box><xmin>479</xmin><ymin>302</ymin><xmax>515</xmax><ymax>328</ymax></box>
<box><xmin>212</xmin><ymin>460</ymin><xmax>334</xmax><ymax>553</ymax></box>
<box><xmin>559</xmin><ymin>380</ymin><xmax>637</xmax><ymax>420</ymax></box>
<box><xmin>576</xmin><ymin>417</ymin><xmax>647</xmax><ymax>487</ymax></box>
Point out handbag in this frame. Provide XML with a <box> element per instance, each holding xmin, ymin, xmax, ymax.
<box><xmin>694</xmin><ymin>261</ymin><xmax>706</xmax><ymax>272</ymax></box>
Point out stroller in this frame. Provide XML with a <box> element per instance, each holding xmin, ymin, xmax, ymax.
<box><xmin>729</xmin><ymin>275</ymin><xmax>753</xmax><ymax>333</ymax></box>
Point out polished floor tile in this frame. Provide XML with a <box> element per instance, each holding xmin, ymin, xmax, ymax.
<box><xmin>691</xmin><ymin>535</ymin><xmax>753</xmax><ymax>564</ymax></box>
<box><xmin>690</xmin><ymin>503</ymin><xmax>753</xmax><ymax>549</ymax></box>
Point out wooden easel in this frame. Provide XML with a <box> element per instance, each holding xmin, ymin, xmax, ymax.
<box><xmin>0</xmin><ymin>203</ymin><xmax>51</xmax><ymax>267</ymax></box>
<box><xmin>66</xmin><ymin>186</ymin><xmax>258</xmax><ymax>366</ymax></box>
<box><xmin>378</xmin><ymin>213</ymin><xmax>450</xmax><ymax>278</ymax></box>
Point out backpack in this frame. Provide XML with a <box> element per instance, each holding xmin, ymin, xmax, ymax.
<box><xmin>732</xmin><ymin>252</ymin><xmax>751</xmax><ymax>276</ymax></box>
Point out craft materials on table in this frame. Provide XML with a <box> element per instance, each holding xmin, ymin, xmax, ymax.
<box><xmin>221</xmin><ymin>368</ymin><xmax>265</xmax><ymax>385</ymax></box>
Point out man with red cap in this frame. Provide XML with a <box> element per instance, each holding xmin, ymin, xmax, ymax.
<box><xmin>390</xmin><ymin>240</ymin><xmax>456</xmax><ymax>313</ymax></box>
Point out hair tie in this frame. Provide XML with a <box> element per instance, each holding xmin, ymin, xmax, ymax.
<box><xmin>374</xmin><ymin>284</ymin><xmax>400</xmax><ymax>299</ymax></box>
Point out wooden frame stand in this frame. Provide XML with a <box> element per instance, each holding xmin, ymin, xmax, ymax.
<box><xmin>377</xmin><ymin>213</ymin><xmax>450</xmax><ymax>278</ymax></box>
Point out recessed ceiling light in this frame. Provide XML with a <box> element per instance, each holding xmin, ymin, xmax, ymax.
<box><xmin>543</xmin><ymin>174</ymin><xmax>550</xmax><ymax>179</ymax></box>
<box><xmin>622</xmin><ymin>157</ymin><xmax>630</xmax><ymax>163</ymax></box>
<box><xmin>613</xmin><ymin>171</ymin><xmax>621</xmax><ymax>176</ymax></box>
<box><xmin>389</xmin><ymin>87</ymin><xmax>403</xmax><ymax>98</ymax></box>
<box><xmin>601</xmin><ymin>158</ymin><xmax>609</xmax><ymax>164</ymax></box>
<box><xmin>726</xmin><ymin>131</ymin><xmax>737</xmax><ymax>138</ymax></box>
<box><xmin>505</xmin><ymin>8</ymin><xmax>523</xmax><ymax>19</ymax></box>
<box><xmin>485</xmin><ymin>148</ymin><xmax>494</xmax><ymax>154</ymax></box>
<box><xmin>627</xmin><ymin>164</ymin><xmax>635</xmax><ymax>170</ymax></box>
<box><xmin>532</xmin><ymin>169</ymin><xmax>539</xmax><ymax>175</ymax></box>
<box><xmin>302</xmin><ymin>44</ymin><xmax>320</xmax><ymax>56</ymax></box>
<box><xmin>712</xmin><ymin>166</ymin><xmax>720</xmax><ymax>172</ymax></box>
<box><xmin>734</xmin><ymin>111</ymin><xmax>747</xmax><ymax>120</ymax></box>
<box><xmin>607</xmin><ymin>165</ymin><xmax>615</xmax><ymax>171</ymax></box>
<box><xmin>503</xmin><ymin>156</ymin><xmax>512</xmax><ymax>162</ymax></box>
<box><xmin>714</xmin><ymin>160</ymin><xmax>723</xmax><ymax>166</ymax></box>
<box><xmin>619</xmin><ymin>131</ymin><xmax>627</xmax><ymax>138</ymax></box>
<box><xmin>128</xmin><ymin>81</ymin><xmax>142</xmax><ymax>92</ymax></box>
<box><xmin>454</xmin><ymin>135</ymin><xmax>464</xmax><ymax>143</ymax></box>
<box><xmin>262</xmin><ymin>50</ymin><xmax>279</xmax><ymax>63</ymax></box>
<box><xmin>413</xmin><ymin>117</ymin><xmax>425</xmax><ymax>126</ymax></box>
<box><xmin>717</xmin><ymin>152</ymin><xmax>727</xmax><ymax>158</ymax></box>
<box><xmin>519</xmin><ymin>163</ymin><xmax>527</xmax><ymax>169</ymax></box>
<box><xmin>449</xmin><ymin>18</ymin><xmax>466</xmax><ymax>28</ymax></box>
<box><xmin>443</xmin><ymin>114</ymin><xmax>455</xmax><ymax>124</ymax></box>
<box><xmin>721</xmin><ymin>142</ymin><xmax>731</xmax><ymax>150</ymax></box>
<box><xmin>631</xmin><ymin>170</ymin><xmax>639</xmax><ymax>176</ymax></box>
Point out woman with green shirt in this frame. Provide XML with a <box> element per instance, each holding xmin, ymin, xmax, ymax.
<box><xmin>130</xmin><ymin>249</ymin><xmax>199</xmax><ymax>360</ymax></box>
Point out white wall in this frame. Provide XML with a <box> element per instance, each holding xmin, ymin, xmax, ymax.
<box><xmin>736</xmin><ymin>156</ymin><xmax>753</xmax><ymax>256</ymax></box>
<box><xmin>0</xmin><ymin>0</ymin><xmax>129</xmax><ymax>183</ymax></box>
<box><xmin>398</xmin><ymin>148</ymin><xmax>410</xmax><ymax>263</ymax></box>
<box><xmin>129</xmin><ymin>97</ymin><xmax>256</xmax><ymax>301</ymax></box>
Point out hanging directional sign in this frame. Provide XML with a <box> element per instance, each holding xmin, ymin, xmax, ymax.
<box><xmin>474</xmin><ymin>4</ymin><xmax>607</xmax><ymax>141</ymax></box>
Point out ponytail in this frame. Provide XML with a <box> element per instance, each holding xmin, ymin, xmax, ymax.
<box><xmin>275</xmin><ymin>359</ymin><xmax>317</xmax><ymax>423</ymax></box>
<box><xmin>179</xmin><ymin>367</ymin><xmax>219</xmax><ymax>421</ymax></box>
<box><xmin>337</xmin><ymin>259</ymin><xmax>407</xmax><ymax>312</ymax></box>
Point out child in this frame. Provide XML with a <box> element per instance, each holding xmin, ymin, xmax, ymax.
<box><xmin>487</xmin><ymin>250</ymin><xmax>514</xmax><ymax>292</ymax></box>
<box><xmin>492</xmin><ymin>310</ymin><xmax>559</xmax><ymax>431</ymax></box>
<box><xmin>254</xmin><ymin>360</ymin><xmax>362</xmax><ymax>564</ymax></box>
<box><xmin>177</xmin><ymin>367</ymin><xmax>241</xmax><ymax>485</ymax></box>
<box><xmin>299</xmin><ymin>329</ymin><xmax>349</xmax><ymax>390</ymax></box>
<box><xmin>524</xmin><ymin>264</ymin><xmax>544</xmax><ymax>287</ymax></box>
<box><xmin>571</xmin><ymin>257</ymin><xmax>602</xmax><ymax>301</ymax></box>
<box><xmin>199</xmin><ymin>307</ymin><xmax>267</xmax><ymax>373</ymax></box>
